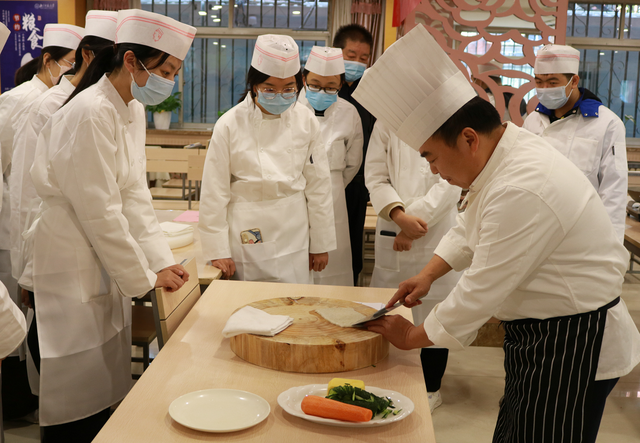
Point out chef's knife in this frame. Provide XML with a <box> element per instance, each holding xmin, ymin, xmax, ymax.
<box><xmin>351</xmin><ymin>301</ymin><xmax>406</xmax><ymax>327</ymax></box>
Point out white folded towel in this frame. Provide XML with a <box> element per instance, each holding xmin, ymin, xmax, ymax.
<box><xmin>159</xmin><ymin>221</ymin><xmax>194</xmax><ymax>236</ymax></box>
<box><xmin>222</xmin><ymin>306</ymin><xmax>293</xmax><ymax>338</ymax></box>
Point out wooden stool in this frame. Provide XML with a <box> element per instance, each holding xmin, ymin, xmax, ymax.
<box><xmin>131</xmin><ymin>302</ymin><xmax>157</xmax><ymax>378</ymax></box>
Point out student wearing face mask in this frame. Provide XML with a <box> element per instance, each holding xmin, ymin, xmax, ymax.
<box><xmin>333</xmin><ymin>24</ymin><xmax>376</xmax><ymax>286</ymax></box>
<box><xmin>22</xmin><ymin>10</ymin><xmax>192</xmax><ymax>441</ymax></box>
<box><xmin>0</xmin><ymin>24</ymin><xmax>81</xmax><ymax>379</ymax></box>
<box><xmin>523</xmin><ymin>45</ymin><xmax>627</xmax><ymax>243</ymax></box>
<box><xmin>199</xmin><ymin>35</ymin><xmax>336</xmax><ymax>283</ymax></box>
<box><xmin>298</xmin><ymin>46</ymin><xmax>363</xmax><ymax>286</ymax></box>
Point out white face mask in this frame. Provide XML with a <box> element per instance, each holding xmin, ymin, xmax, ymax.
<box><xmin>48</xmin><ymin>59</ymin><xmax>73</xmax><ymax>85</ymax></box>
<box><xmin>536</xmin><ymin>77</ymin><xmax>573</xmax><ymax>110</ymax></box>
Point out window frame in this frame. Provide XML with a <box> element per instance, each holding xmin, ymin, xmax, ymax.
<box><xmin>165</xmin><ymin>0</ymin><xmax>332</xmax><ymax>128</ymax></box>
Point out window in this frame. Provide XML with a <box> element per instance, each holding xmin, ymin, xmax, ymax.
<box><xmin>141</xmin><ymin>0</ymin><xmax>330</xmax><ymax>126</ymax></box>
<box><xmin>567</xmin><ymin>2</ymin><xmax>640</xmax><ymax>137</ymax></box>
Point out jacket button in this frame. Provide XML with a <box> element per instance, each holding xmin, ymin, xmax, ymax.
<box><xmin>287</xmin><ymin>148</ymin><xmax>292</xmax><ymax>153</ymax></box>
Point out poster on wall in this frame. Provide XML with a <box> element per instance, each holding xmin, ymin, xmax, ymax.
<box><xmin>0</xmin><ymin>1</ymin><xmax>58</xmax><ymax>92</ymax></box>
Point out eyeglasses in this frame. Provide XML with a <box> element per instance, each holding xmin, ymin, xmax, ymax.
<box><xmin>258</xmin><ymin>87</ymin><xmax>298</xmax><ymax>100</ymax></box>
<box><xmin>306</xmin><ymin>85</ymin><xmax>339</xmax><ymax>95</ymax></box>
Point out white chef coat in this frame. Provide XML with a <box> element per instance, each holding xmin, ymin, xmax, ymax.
<box><xmin>9</xmin><ymin>76</ymin><xmax>76</xmax><ymax>281</ymax></box>
<box><xmin>523</xmin><ymin>99</ymin><xmax>628</xmax><ymax>243</ymax></box>
<box><xmin>298</xmin><ymin>90</ymin><xmax>363</xmax><ymax>286</ymax></box>
<box><xmin>28</xmin><ymin>74</ymin><xmax>175</xmax><ymax>426</ymax></box>
<box><xmin>365</xmin><ymin>122</ymin><xmax>461</xmax><ymax>323</ymax></box>
<box><xmin>0</xmin><ymin>75</ymin><xmax>49</xmax><ymax>252</ymax></box>
<box><xmin>425</xmin><ymin>122</ymin><xmax>640</xmax><ymax>380</ymax></box>
<box><xmin>0</xmin><ymin>281</ymin><xmax>26</xmax><ymax>359</ymax></box>
<box><xmin>199</xmin><ymin>93</ymin><xmax>336</xmax><ymax>283</ymax></box>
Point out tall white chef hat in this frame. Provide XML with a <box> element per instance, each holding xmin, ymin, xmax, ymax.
<box><xmin>116</xmin><ymin>9</ymin><xmax>196</xmax><ymax>61</ymax></box>
<box><xmin>353</xmin><ymin>25</ymin><xmax>476</xmax><ymax>152</ymax></box>
<box><xmin>43</xmin><ymin>24</ymin><xmax>85</xmax><ymax>50</ymax></box>
<box><xmin>85</xmin><ymin>10</ymin><xmax>118</xmax><ymax>42</ymax></box>
<box><xmin>535</xmin><ymin>45</ymin><xmax>580</xmax><ymax>75</ymax></box>
<box><xmin>0</xmin><ymin>23</ymin><xmax>9</xmax><ymax>53</ymax></box>
<box><xmin>477</xmin><ymin>60</ymin><xmax>502</xmax><ymax>77</ymax></box>
<box><xmin>305</xmin><ymin>46</ymin><xmax>345</xmax><ymax>76</ymax></box>
<box><xmin>251</xmin><ymin>34</ymin><xmax>300</xmax><ymax>78</ymax></box>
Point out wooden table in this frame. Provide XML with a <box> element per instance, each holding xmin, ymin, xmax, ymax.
<box><xmin>624</xmin><ymin>214</ymin><xmax>640</xmax><ymax>256</ymax></box>
<box><xmin>95</xmin><ymin>281</ymin><xmax>435</xmax><ymax>442</ymax></box>
<box><xmin>155</xmin><ymin>210</ymin><xmax>222</xmax><ymax>284</ymax></box>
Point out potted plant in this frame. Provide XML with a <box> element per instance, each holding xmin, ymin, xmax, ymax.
<box><xmin>147</xmin><ymin>92</ymin><xmax>182</xmax><ymax>130</ymax></box>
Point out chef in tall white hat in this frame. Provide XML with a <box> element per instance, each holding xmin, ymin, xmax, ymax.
<box><xmin>199</xmin><ymin>35</ymin><xmax>336</xmax><ymax>283</ymax></box>
<box><xmin>0</xmin><ymin>23</ymin><xmax>83</xmax><ymax>361</ymax></box>
<box><xmin>524</xmin><ymin>44</ymin><xmax>628</xmax><ymax>243</ymax></box>
<box><xmin>10</xmin><ymin>11</ymin><xmax>118</xmax><ymax>296</ymax></box>
<box><xmin>23</xmin><ymin>9</ymin><xmax>194</xmax><ymax>440</ymax></box>
<box><xmin>356</xmin><ymin>25</ymin><xmax>640</xmax><ymax>443</ymax></box>
<box><xmin>296</xmin><ymin>46</ymin><xmax>363</xmax><ymax>286</ymax></box>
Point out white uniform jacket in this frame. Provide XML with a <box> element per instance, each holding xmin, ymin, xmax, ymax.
<box><xmin>9</xmin><ymin>76</ymin><xmax>76</xmax><ymax>280</ymax></box>
<box><xmin>0</xmin><ymin>75</ymin><xmax>48</xmax><ymax>253</ymax></box>
<box><xmin>523</xmin><ymin>100</ymin><xmax>628</xmax><ymax>242</ymax></box>
<box><xmin>365</xmin><ymin>122</ymin><xmax>461</xmax><ymax>323</ymax></box>
<box><xmin>0</xmin><ymin>281</ymin><xmax>26</xmax><ymax>359</ymax></box>
<box><xmin>199</xmin><ymin>94</ymin><xmax>336</xmax><ymax>284</ymax></box>
<box><xmin>298</xmin><ymin>91</ymin><xmax>363</xmax><ymax>286</ymax></box>
<box><xmin>426</xmin><ymin>122</ymin><xmax>640</xmax><ymax>381</ymax></box>
<box><xmin>28</xmin><ymin>75</ymin><xmax>175</xmax><ymax>426</ymax></box>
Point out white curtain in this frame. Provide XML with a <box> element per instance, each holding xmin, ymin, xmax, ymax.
<box><xmin>330</xmin><ymin>0</ymin><xmax>353</xmax><ymax>45</ymax></box>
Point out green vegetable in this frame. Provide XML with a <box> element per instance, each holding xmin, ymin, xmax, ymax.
<box><xmin>325</xmin><ymin>384</ymin><xmax>395</xmax><ymax>419</ymax></box>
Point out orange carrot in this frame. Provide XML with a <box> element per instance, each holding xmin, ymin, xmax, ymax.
<box><xmin>301</xmin><ymin>395</ymin><xmax>373</xmax><ymax>422</ymax></box>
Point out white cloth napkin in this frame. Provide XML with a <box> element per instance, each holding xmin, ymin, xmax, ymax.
<box><xmin>159</xmin><ymin>221</ymin><xmax>194</xmax><ymax>237</ymax></box>
<box><xmin>222</xmin><ymin>306</ymin><xmax>293</xmax><ymax>338</ymax></box>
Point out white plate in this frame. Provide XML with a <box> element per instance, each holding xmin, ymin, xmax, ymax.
<box><xmin>169</xmin><ymin>389</ymin><xmax>270</xmax><ymax>433</ymax></box>
<box><xmin>277</xmin><ymin>384</ymin><xmax>414</xmax><ymax>428</ymax></box>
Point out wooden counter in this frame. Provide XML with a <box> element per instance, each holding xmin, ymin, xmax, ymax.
<box><xmin>146</xmin><ymin>129</ymin><xmax>212</xmax><ymax>147</ymax></box>
<box><xmin>156</xmin><ymin>210</ymin><xmax>222</xmax><ymax>284</ymax></box>
<box><xmin>95</xmin><ymin>281</ymin><xmax>435</xmax><ymax>442</ymax></box>
<box><xmin>625</xmin><ymin>214</ymin><xmax>640</xmax><ymax>256</ymax></box>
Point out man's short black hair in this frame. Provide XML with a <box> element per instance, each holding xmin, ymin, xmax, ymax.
<box><xmin>432</xmin><ymin>96</ymin><xmax>502</xmax><ymax>147</ymax></box>
<box><xmin>333</xmin><ymin>24</ymin><xmax>373</xmax><ymax>50</ymax></box>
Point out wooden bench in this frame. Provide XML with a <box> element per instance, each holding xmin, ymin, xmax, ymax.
<box><xmin>146</xmin><ymin>148</ymin><xmax>205</xmax><ymax>200</ymax></box>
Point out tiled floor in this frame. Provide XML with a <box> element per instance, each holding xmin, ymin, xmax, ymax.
<box><xmin>5</xmin><ymin>276</ymin><xmax>640</xmax><ymax>442</ymax></box>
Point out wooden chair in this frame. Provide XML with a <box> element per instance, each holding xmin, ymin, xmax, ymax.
<box><xmin>151</xmin><ymin>258</ymin><xmax>201</xmax><ymax>350</ymax></box>
<box><xmin>146</xmin><ymin>148</ymin><xmax>196</xmax><ymax>200</ymax></box>
<box><xmin>131</xmin><ymin>300</ymin><xmax>156</xmax><ymax>378</ymax></box>
<box><xmin>187</xmin><ymin>155</ymin><xmax>205</xmax><ymax>210</ymax></box>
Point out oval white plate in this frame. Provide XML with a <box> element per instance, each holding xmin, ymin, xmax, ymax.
<box><xmin>169</xmin><ymin>389</ymin><xmax>270</xmax><ymax>433</ymax></box>
<box><xmin>277</xmin><ymin>384</ymin><xmax>414</xmax><ymax>428</ymax></box>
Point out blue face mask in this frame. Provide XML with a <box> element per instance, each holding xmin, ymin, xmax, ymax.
<box><xmin>344</xmin><ymin>60</ymin><xmax>367</xmax><ymax>82</ymax></box>
<box><xmin>306</xmin><ymin>88</ymin><xmax>338</xmax><ymax>112</ymax></box>
<box><xmin>256</xmin><ymin>91</ymin><xmax>297</xmax><ymax>115</ymax></box>
<box><xmin>130</xmin><ymin>61</ymin><xmax>175</xmax><ymax>106</ymax></box>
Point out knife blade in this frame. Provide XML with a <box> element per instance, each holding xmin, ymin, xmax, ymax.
<box><xmin>351</xmin><ymin>301</ymin><xmax>406</xmax><ymax>327</ymax></box>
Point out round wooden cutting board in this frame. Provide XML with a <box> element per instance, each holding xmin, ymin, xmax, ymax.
<box><xmin>229</xmin><ymin>297</ymin><xmax>389</xmax><ymax>373</ymax></box>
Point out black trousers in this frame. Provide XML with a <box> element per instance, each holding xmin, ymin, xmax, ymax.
<box><xmin>28</xmin><ymin>292</ymin><xmax>111</xmax><ymax>443</ymax></box>
<box><xmin>420</xmin><ymin>347</ymin><xmax>449</xmax><ymax>392</ymax></box>
<box><xmin>345</xmin><ymin>176</ymin><xmax>369</xmax><ymax>285</ymax></box>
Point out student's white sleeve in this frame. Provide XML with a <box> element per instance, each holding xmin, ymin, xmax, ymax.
<box><xmin>426</xmin><ymin>187</ymin><xmax>564</xmax><ymax>350</ymax></box>
<box><xmin>342</xmin><ymin>110</ymin><xmax>363</xmax><ymax>187</ymax></box>
<box><xmin>53</xmin><ymin>116</ymin><xmax>158</xmax><ymax>298</ymax></box>
<box><xmin>405</xmin><ymin>176</ymin><xmax>461</xmax><ymax>227</ymax></box>
<box><xmin>0</xmin><ymin>282</ymin><xmax>26</xmax><ymax>359</ymax></box>
<box><xmin>597</xmin><ymin>114</ymin><xmax>627</xmax><ymax>243</ymax></box>
<box><xmin>199</xmin><ymin>122</ymin><xmax>233</xmax><ymax>260</ymax></box>
<box><xmin>304</xmin><ymin>118</ymin><xmax>337</xmax><ymax>253</ymax></box>
<box><xmin>365</xmin><ymin>123</ymin><xmax>403</xmax><ymax>221</ymax></box>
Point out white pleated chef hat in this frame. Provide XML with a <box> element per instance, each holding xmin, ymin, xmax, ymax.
<box><xmin>116</xmin><ymin>9</ymin><xmax>196</xmax><ymax>61</ymax></box>
<box><xmin>535</xmin><ymin>45</ymin><xmax>580</xmax><ymax>75</ymax></box>
<box><xmin>43</xmin><ymin>24</ymin><xmax>85</xmax><ymax>50</ymax></box>
<box><xmin>477</xmin><ymin>60</ymin><xmax>502</xmax><ymax>77</ymax></box>
<box><xmin>0</xmin><ymin>23</ymin><xmax>9</xmax><ymax>53</ymax></box>
<box><xmin>85</xmin><ymin>10</ymin><xmax>118</xmax><ymax>42</ymax></box>
<box><xmin>353</xmin><ymin>25</ymin><xmax>476</xmax><ymax>152</ymax></box>
<box><xmin>251</xmin><ymin>34</ymin><xmax>300</xmax><ymax>78</ymax></box>
<box><xmin>305</xmin><ymin>46</ymin><xmax>345</xmax><ymax>76</ymax></box>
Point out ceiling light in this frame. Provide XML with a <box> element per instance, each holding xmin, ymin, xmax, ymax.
<box><xmin>221</xmin><ymin>45</ymin><xmax>226</xmax><ymax>48</ymax></box>
<box><xmin>213</xmin><ymin>41</ymin><xmax>219</xmax><ymax>45</ymax></box>
<box><xmin>211</xmin><ymin>14</ymin><xmax>217</xmax><ymax>18</ymax></box>
<box><xmin>599</xmin><ymin>52</ymin><xmax>605</xmax><ymax>55</ymax></box>
<box><xmin>292</xmin><ymin>10</ymin><xmax>301</xmax><ymax>15</ymax></box>
<box><xmin>198</xmin><ymin>11</ymin><xmax>207</xmax><ymax>16</ymax></box>
<box><xmin>213</xmin><ymin>18</ymin><xmax>221</xmax><ymax>22</ymax></box>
